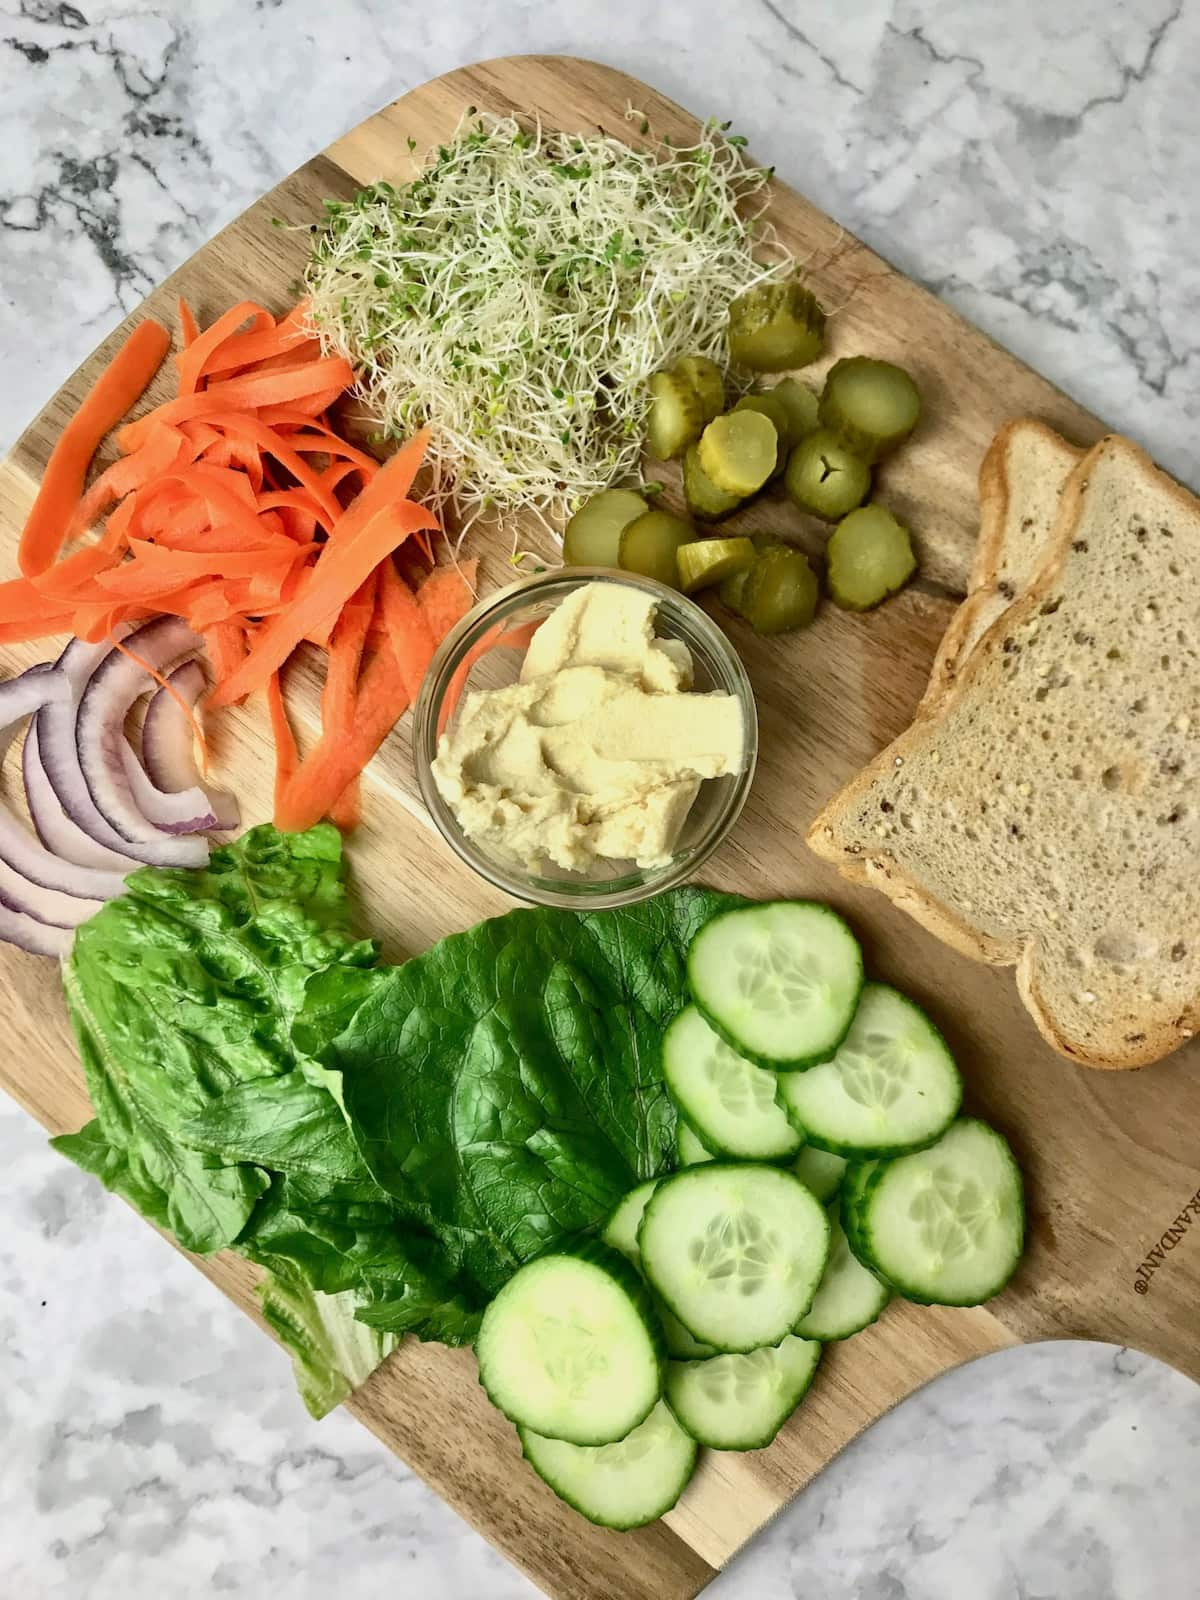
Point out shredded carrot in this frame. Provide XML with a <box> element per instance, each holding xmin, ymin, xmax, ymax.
<box><xmin>9</xmin><ymin>299</ymin><xmax>457</xmax><ymax>835</ymax></box>
<box><xmin>20</xmin><ymin>320</ymin><xmax>170</xmax><ymax>577</ymax></box>
<box><xmin>265</xmin><ymin>668</ymin><xmax>298</xmax><ymax>812</ymax></box>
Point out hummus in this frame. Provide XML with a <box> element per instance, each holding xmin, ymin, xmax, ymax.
<box><xmin>432</xmin><ymin>582</ymin><xmax>746</xmax><ymax>872</ymax></box>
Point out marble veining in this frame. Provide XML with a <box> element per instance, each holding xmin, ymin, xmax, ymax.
<box><xmin>2</xmin><ymin>1</ymin><xmax>1199</xmax><ymax>1595</ymax></box>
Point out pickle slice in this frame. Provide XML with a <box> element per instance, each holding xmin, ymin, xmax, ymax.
<box><xmin>818</xmin><ymin>357</ymin><xmax>921</xmax><ymax>462</ymax></box>
<box><xmin>618</xmin><ymin>508</ymin><xmax>693</xmax><ymax>588</ymax></box>
<box><xmin>683</xmin><ymin>443</ymin><xmax>743</xmax><ymax>522</ymax></box>
<box><xmin>647</xmin><ymin>370</ymin><xmax>703</xmax><ymax>460</ymax></box>
<box><xmin>727</xmin><ymin>280</ymin><xmax>826</xmax><ymax>372</ymax></box>
<box><xmin>674</xmin><ymin>355</ymin><xmax>725</xmax><ymax>423</ymax></box>
<box><xmin>562</xmin><ymin>488</ymin><xmax>648</xmax><ymax>567</ymax></box>
<box><xmin>826</xmin><ymin>504</ymin><xmax>917</xmax><ymax>611</ymax></box>
<box><xmin>742</xmin><ymin>546</ymin><xmax>820</xmax><ymax>636</ymax></box>
<box><xmin>768</xmin><ymin>378</ymin><xmax>820</xmax><ymax>446</ymax></box>
<box><xmin>719</xmin><ymin>565</ymin><xmax>753</xmax><ymax>616</ymax></box>
<box><xmin>734</xmin><ymin>393</ymin><xmax>789</xmax><ymax>475</ymax></box>
<box><xmin>677</xmin><ymin>536</ymin><xmax>756</xmax><ymax>595</ymax></box>
<box><xmin>785</xmin><ymin>429</ymin><xmax>871</xmax><ymax>521</ymax></box>
<box><xmin>698</xmin><ymin>411</ymin><xmax>778</xmax><ymax>497</ymax></box>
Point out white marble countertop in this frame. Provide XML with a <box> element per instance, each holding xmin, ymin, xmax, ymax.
<box><xmin>1</xmin><ymin>3</ymin><xmax>1199</xmax><ymax>1596</ymax></box>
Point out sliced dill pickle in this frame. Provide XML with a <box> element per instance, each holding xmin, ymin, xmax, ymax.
<box><xmin>673</xmin><ymin>355</ymin><xmax>725</xmax><ymax>423</ymax></box>
<box><xmin>818</xmin><ymin>357</ymin><xmax>921</xmax><ymax>462</ymax></box>
<box><xmin>562</xmin><ymin>488</ymin><xmax>648</xmax><ymax>567</ymax></box>
<box><xmin>647</xmin><ymin>370</ymin><xmax>703</xmax><ymax>460</ymax></box>
<box><xmin>683</xmin><ymin>443</ymin><xmax>743</xmax><ymax>522</ymax></box>
<box><xmin>785</xmin><ymin>429</ymin><xmax>871</xmax><ymax>521</ymax></box>
<box><xmin>676</xmin><ymin>537</ymin><xmax>756</xmax><ymax>595</ymax></box>
<box><xmin>698</xmin><ymin>411</ymin><xmax>778</xmax><ymax>497</ymax></box>
<box><xmin>734</xmin><ymin>393</ymin><xmax>789</xmax><ymax>475</ymax></box>
<box><xmin>826</xmin><ymin>504</ymin><xmax>917</xmax><ymax>611</ymax></box>
<box><xmin>618</xmin><ymin>508</ymin><xmax>693</xmax><ymax>588</ymax></box>
<box><xmin>719</xmin><ymin>565</ymin><xmax>753</xmax><ymax>616</ymax></box>
<box><xmin>742</xmin><ymin>546</ymin><xmax>820</xmax><ymax>636</ymax></box>
<box><xmin>768</xmin><ymin>378</ymin><xmax>820</xmax><ymax>445</ymax></box>
<box><xmin>727</xmin><ymin>280</ymin><xmax>826</xmax><ymax>372</ymax></box>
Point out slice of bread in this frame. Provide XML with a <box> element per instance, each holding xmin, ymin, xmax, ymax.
<box><xmin>921</xmin><ymin>418</ymin><xmax>1083</xmax><ymax>708</ymax></box>
<box><xmin>809</xmin><ymin>433</ymin><xmax>1200</xmax><ymax>1070</ymax></box>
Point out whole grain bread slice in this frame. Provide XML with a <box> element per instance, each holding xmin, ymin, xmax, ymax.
<box><xmin>921</xmin><ymin>418</ymin><xmax>1083</xmax><ymax>708</ymax></box>
<box><xmin>809</xmin><ymin>433</ymin><xmax>1200</xmax><ymax>1070</ymax></box>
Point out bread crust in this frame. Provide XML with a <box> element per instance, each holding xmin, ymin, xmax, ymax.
<box><xmin>808</xmin><ymin>431</ymin><xmax>1199</xmax><ymax>1071</ymax></box>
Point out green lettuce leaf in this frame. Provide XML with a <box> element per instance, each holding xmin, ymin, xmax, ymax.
<box><xmin>257</xmin><ymin>1261</ymin><xmax>398</xmax><ymax>1420</ymax></box>
<box><xmin>59</xmin><ymin>824</ymin><xmax>378</xmax><ymax>1253</ymax></box>
<box><xmin>319</xmin><ymin>886</ymin><xmax>737</xmax><ymax>1310</ymax></box>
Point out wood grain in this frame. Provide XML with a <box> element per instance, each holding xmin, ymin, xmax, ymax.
<box><xmin>2</xmin><ymin>54</ymin><xmax>1197</xmax><ymax>1600</ymax></box>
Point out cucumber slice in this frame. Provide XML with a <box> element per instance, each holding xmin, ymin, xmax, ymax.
<box><xmin>638</xmin><ymin>1163</ymin><xmax>830</xmax><ymax>1352</ymax></box>
<box><xmin>826</xmin><ymin>504</ymin><xmax>916</xmax><ymax>611</ymax></box>
<box><xmin>647</xmin><ymin>370</ymin><xmax>702</xmax><ymax>460</ymax></box>
<box><xmin>663</xmin><ymin>1005</ymin><xmax>802</xmax><ymax>1161</ymax></box>
<box><xmin>839</xmin><ymin>1158</ymin><xmax>884</xmax><ymax>1270</ymax></box>
<box><xmin>776</xmin><ymin>983</ymin><xmax>963</xmax><ymax>1157</ymax></box>
<box><xmin>741</xmin><ymin>546</ymin><xmax>819</xmax><ymax>636</ymax></box>
<box><xmin>476</xmin><ymin>1242</ymin><xmax>665</xmax><ymax>1445</ymax></box>
<box><xmin>683</xmin><ymin>443</ymin><xmax>744</xmax><ymax>522</ymax></box>
<box><xmin>688</xmin><ymin>901</ymin><xmax>864</xmax><ymax>1070</ymax></box>
<box><xmin>698</xmin><ymin>411</ymin><xmax>778</xmax><ymax>497</ymax></box>
<box><xmin>769</xmin><ymin>378</ymin><xmax>820</xmax><ymax>445</ymax></box>
<box><xmin>666</xmin><ymin>1334</ymin><xmax>821</xmax><ymax>1451</ymax></box>
<box><xmin>618</xmin><ymin>508</ymin><xmax>692</xmax><ymax>588</ymax></box>
<box><xmin>520</xmin><ymin>1399</ymin><xmax>697</xmax><ymax>1529</ymax></box>
<box><xmin>602</xmin><ymin>1182</ymin><xmax>718</xmax><ymax>1362</ymax></box>
<box><xmin>677</xmin><ymin>1122</ymin><xmax>716</xmax><ymax>1166</ymax></box>
<box><xmin>674</xmin><ymin>355</ymin><xmax>725</xmax><ymax>422</ymax></box>
<box><xmin>792</xmin><ymin>1144</ymin><xmax>848</xmax><ymax>1204</ymax></box>
<box><xmin>728</xmin><ymin>280</ymin><xmax>825</xmax><ymax>372</ymax></box>
<box><xmin>785</xmin><ymin>429</ymin><xmax>871</xmax><ymax>521</ymax></box>
<box><xmin>794</xmin><ymin>1206</ymin><xmax>891</xmax><ymax>1340</ymax></box>
<box><xmin>857</xmin><ymin>1119</ymin><xmax>1026</xmax><ymax>1306</ymax></box>
<box><xmin>818</xmin><ymin>357</ymin><xmax>920</xmax><ymax>462</ymax></box>
<box><xmin>676</xmin><ymin>537</ymin><xmax>756</xmax><ymax>595</ymax></box>
<box><xmin>562</xmin><ymin>488</ymin><xmax>648</xmax><ymax>568</ymax></box>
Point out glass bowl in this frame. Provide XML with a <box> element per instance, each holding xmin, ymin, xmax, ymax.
<box><xmin>413</xmin><ymin>569</ymin><xmax>758</xmax><ymax>909</ymax></box>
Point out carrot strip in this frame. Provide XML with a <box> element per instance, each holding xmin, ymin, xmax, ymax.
<box><xmin>202</xmin><ymin>621</ymin><xmax>247</xmax><ymax>688</ymax></box>
<box><xmin>266</xmin><ymin>669</ymin><xmax>299</xmax><ymax>814</ymax></box>
<box><xmin>378</xmin><ymin>561</ymin><xmax>436</xmax><ymax>701</ymax></box>
<box><xmin>275</xmin><ymin>639</ymin><xmax>410</xmax><ymax>832</ymax></box>
<box><xmin>208</xmin><ymin>433</ymin><xmax>434</xmax><ymax>708</ymax></box>
<box><xmin>72</xmin><ymin>422</ymin><xmax>190</xmax><ymax>536</ymax></box>
<box><xmin>415</xmin><ymin>559</ymin><xmax>479</xmax><ymax>640</ymax></box>
<box><xmin>175</xmin><ymin>301</ymin><xmax>273</xmax><ymax>397</ymax></box>
<box><xmin>118</xmin><ymin>357</ymin><xmax>354</xmax><ymax>452</ymax></box>
<box><xmin>199</xmin><ymin>305</ymin><xmax>311</xmax><ymax>378</ymax></box>
<box><xmin>178</xmin><ymin>298</ymin><xmax>200</xmax><ymax>348</ymax></box>
<box><xmin>19</xmin><ymin>320</ymin><xmax>170</xmax><ymax>577</ymax></box>
<box><xmin>0</xmin><ymin>610</ymin><xmax>76</xmax><ymax>642</ymax></box>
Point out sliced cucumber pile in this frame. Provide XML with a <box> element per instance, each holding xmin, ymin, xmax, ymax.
<box><xmin>663</xmin><ymin>1004</ymin><xmax>803</xmax><ymax>1161</ymax></box>
<box><xmin>639</xmin><ymin>1162</ymin><xmax>830</xmax><ymax>1351</ymax></box>
<box><xmin>677</xmin><ymin>1121</ymin><xmax>716</xmax><ymax>1166</ymax></box>
<box><xmin>601</xmin><ymin>1181</ymin><xmax>717</xmax><ymax>1361</ymax></box>
<box><xmin>468</xmin><ymin>899</ymin><xmax>1027</xmax><ymax>1532</ymax></box>
<box><xmin>776</xmin><ymin>982</ymin><xmax>963</xmax><ymax>1157</ymax></box>
<box><xmin>688</xmin><ymin>901</ymin><xmax>864</xmax><ymax>1069</ymax></box>
<box><xmin>792</xmin><ymin>1144</ymin><xmax>848</xmax><ymax>1203</ymax></box>
<box><xmin>520</xmin><ymin>1399</ymin><xmax>697</xmax><ymax>1530</ymax></box>
<box><xmin>476</xmin><ymin>1242</ymin><xmax>664</xmax><ymax>1446</ymax></box>
<box><xmin>666</xmin><ymin>1334</ymin><xmax>821</xmax><ymax>1451</ymax></box>
<box><xmin>794</xmin><ymin>1206</ymin><xmax>890</xmax><ymax>1340</ymax></box>
<box><xmin>852</xmin><ymin>1119</ymin><xmax>1025</xmax><ymax>1306</ymax></box>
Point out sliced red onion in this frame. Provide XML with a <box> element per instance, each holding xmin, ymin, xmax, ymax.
<box><xmin>27</xmin><ymin>634</ymin><xmax>163</xmax><ymax>867</ymax></box>
<box><xmin>23</xmin><ymin>721</ymin><xmax>144</xmax><ymax>872</ymax></box>
<box><xmin>0</xmin><ymin>880</ymin><xmax>71</xmax><ymax>958</ymax></box>
<box><xmin>74</xmin><ymin>619</ymin><xmax>212</xmax><ymax>865</ymax></box>
<box><xmin>0</xmin><ymin>664</ymin><xmax>112</xmax><ymax>942</ymax></box>
<box><xmin>131</xmin><ymin>660</ymin><xmax>240</xmax><ymax>833</ymax></box>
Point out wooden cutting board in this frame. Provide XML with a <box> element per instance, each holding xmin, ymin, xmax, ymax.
<box><xmin>2</xmin><ymin>54</ymin><xmax>1197</xmax><ymax>1600</ymax></box>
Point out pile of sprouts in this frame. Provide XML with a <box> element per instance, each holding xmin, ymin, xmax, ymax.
<box><xmin>305</xmin><ymin>110</ymin><xmax>792</xmax><ymax>539</ymax></box>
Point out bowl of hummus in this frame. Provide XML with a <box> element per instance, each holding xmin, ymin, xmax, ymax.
<box><xmin>413</xmin><ymin>570</ymin><xmax>758</xmax><ymax>908</ymax></box>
